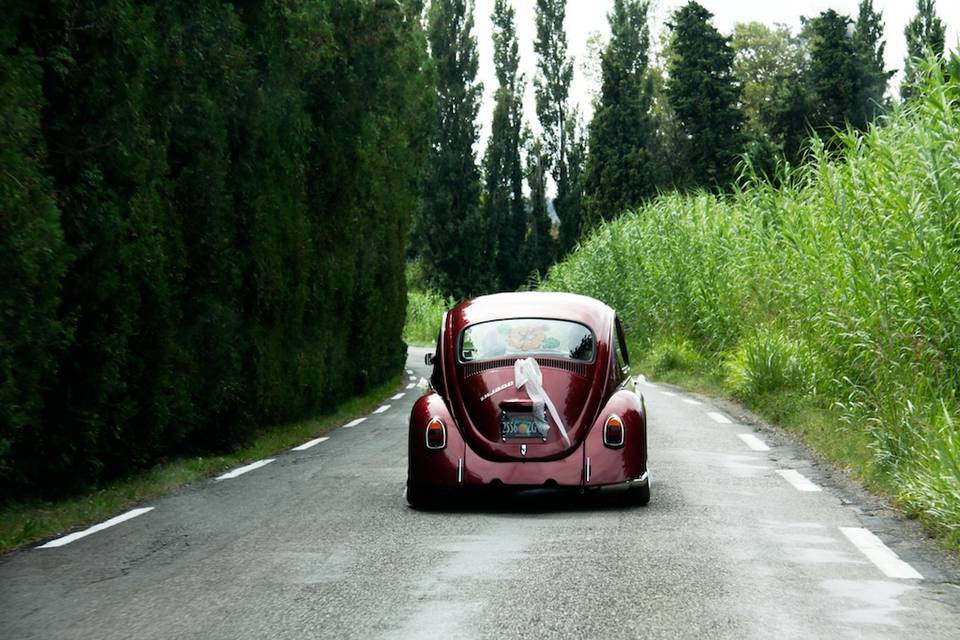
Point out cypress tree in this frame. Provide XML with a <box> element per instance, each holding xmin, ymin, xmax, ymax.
<box><xmin>853</xmin><ymin>0</ymin><xmax>893</xmax><ymax>127</ymax></box>
<box><xmin>0</xmin><ymin>6</ymin><xmax>68</xmax><ymax>486</ymax></box>
<box><xmin>534</xmin><ymin>0</ymin><xmax>582</xmax><ymax>254</ymax></box>
<box><xmin>418</xmin><ymin>0</ymin><xmax>485</xmax><ymax>299</ymax></box>
<box><xmin>804</xmin><ymin>10</ymin><xmax>862</xmax><ymax>136</ymax></box>
<box><xmin>583</xmin><ymin>0</ymin><xmax>656</xmax><ymax>226</ymax></box>
<box><xmin>646</xmin><ymin>61</ymin><xmax>692</xmax><ymax>190</ymax></box>
<box><xmin>902</xmin><ymin>0</ymin><xmax>946</xmax><ymax>100</ymax></box>
<box><xmin>153</xmin><ymin>0</ymin><xmax>250</xmax><ymax>447</ymax></box>
<box><xmin>484</xmin><ymin>0</ymin><xmax>526</xmax><ymax>291</ymax></box>
<box><xmin>524</xmin><ymin>134</ymin><xmax>555</xmax><ymax>280</ymax></box>
<box><xmin>30</xmin><ymin>0</ymin><xmax>187</xmax><ymax>484</ymax></box>
<box><xmin>665</xmin><ymin>1</ymin><xmax>743</xmax><ymax>189</ymax></box>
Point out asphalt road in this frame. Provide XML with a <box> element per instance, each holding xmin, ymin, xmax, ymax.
<box><xmin>2</xmin><ymin>347</ymin><xmax>959</xmax><ymax>639</ymax></box>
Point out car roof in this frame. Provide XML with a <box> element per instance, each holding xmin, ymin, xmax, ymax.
<box><xmin>447</xmin><ymin>292</ymin><xmax>614</xmax><ymax>334</ymax></box>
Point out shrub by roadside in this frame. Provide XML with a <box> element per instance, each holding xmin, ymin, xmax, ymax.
<box><xmin>404</xmin><ymin>289</ymin><xmax>453</xmax><ymax>347</ymax></box>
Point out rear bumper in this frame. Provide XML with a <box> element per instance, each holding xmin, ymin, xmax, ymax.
<box><xmin>463</xmin><ymin>443</ymin><xmax>584</xmax><ymax>487</ymax></box>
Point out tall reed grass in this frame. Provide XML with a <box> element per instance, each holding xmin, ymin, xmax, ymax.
<box><xmin>542</xmin><ymin>61</ymin><xmax>960</xmax><ymax>547</ymax></box>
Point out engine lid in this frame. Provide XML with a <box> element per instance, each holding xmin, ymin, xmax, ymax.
<box><xmin>450</xmin><ymin>358</ymin><xmax>605</xmax><ymax>461</ymax></box>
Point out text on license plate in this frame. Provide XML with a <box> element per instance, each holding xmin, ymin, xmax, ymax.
<box><xmin>500</xmin><ymin>413</ymin><xmax>548</xmax><ymax>439</ymax></box>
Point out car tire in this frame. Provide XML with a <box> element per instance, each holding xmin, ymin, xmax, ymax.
<box><xmin>405</xmin><ymin>479</ymin><xmax>439</xmax><ymax>509</ymax></box>
<box><xmin>625</xmin><ymin>477</ymin><xmax>651</xmax><ymax>506</ymax></box>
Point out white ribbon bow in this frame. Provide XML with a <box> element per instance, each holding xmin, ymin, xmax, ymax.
<box><xmin>514</xmin><ymin>357</ymin><xmax>570</xmax><ymax>446</ymax></box>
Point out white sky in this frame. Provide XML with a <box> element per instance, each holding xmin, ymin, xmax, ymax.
<box><xmin>474</xmin><ymin>0</ymin><xmax>960</xmax><ymax>150</ymax></box>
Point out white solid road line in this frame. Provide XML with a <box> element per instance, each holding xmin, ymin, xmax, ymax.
<box><xmin>373</xmin><ymin>405</ymin><xmax>390</xmax><ymax>414</ymax></box>
<box><xmin>344</xmin><ymin>417</ymin><xmax>366</xmax><ymax>428</ymax></box>
<box><xmin>292</xmin><ymin>436</ymin><xmax>329</xmax><ymax>451</ymax></box>
<box><xmin>681</xmin><ymin>398</ymin><xmax>702</xmax><ymax>406</ymax></box>
<box><xmin>738</xmin><ymin>433</ymin><xmax>770</xmax><ymax>452</ymax></box>
<box><xmin>707</xmin><ymin>411</ymin><xmax>732</xmax><ymax>424</ymax></box>
<box><xmin>776</xmin><ymin>469</ymin><xmax>822</xmax><ymax>492</ymax></box>
<box><xmin>406</xmin><ymin>383</ymin><xmax>415</xmax><ymax>390</ymax></box>
<box><xmin>37</xmin><ymin>507</ymin><xmax>155</xmax><ymax>549</ymax></box>
<box><xmin>216</xmin><ymin>459</ymin><xmax>274</xmax><ymax>481</ymax></box>
<box><xmin>840</xmin><ymin>527</ymin><xmax>923</xmax><ymax>580</ymax></box>
<box><xmin>391</xmin><ymin>393</ymin><xmax>405</xmax><ymax>400</ymax></box>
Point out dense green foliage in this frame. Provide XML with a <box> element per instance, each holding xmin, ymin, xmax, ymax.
<box><xmin>0</xmin><ymin>3</ymin><xmax>69</xmax><ymax>485</ymax></box>
<box><xmin>416</xmin><ymin>0</ymin><xmax>486</xmax><ymax>299</ymax></box>
<box><xmin>543</xmin><ymin>62</ymin><xmax>960</xmax><ymax>546</ymax></box>
<box><xmin>665</xmin><ymin>2</ymin><xmax>743</xmax><ymax>189</ymax></box>
<box><xmin>582</xmin><ymin>0</ymin><xmax>656</xmax><ymax>227</ymax></box>
<box><xmin>730</xmin><ymin>22</ymin><xmax>807</xmax><ymax>172</ymax></box>
<box><xmin>0</xmin><ymin>0</ymin><xmax>430</xmax><ymax>497</ymax></box>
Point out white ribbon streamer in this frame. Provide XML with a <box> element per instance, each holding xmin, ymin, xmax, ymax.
<box><xmin>514</xmin><ymin>357</ymin><xmax>570</xmax><ymax>446</ymax></box>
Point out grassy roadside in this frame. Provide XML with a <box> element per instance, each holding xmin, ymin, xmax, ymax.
<box><xmin>0</xmin><ymin>373</ymin><xmax>403</xmax><ymax>554</ymax></box>
<box><xmin>638</xmin><ymin>351</ymin><xmax>878</xmax><ymax>478</ymax></box>
<box><xmin>635</xmin><ymin>346</ymin><xmax>951</xmax><ymax>549</ymax></box>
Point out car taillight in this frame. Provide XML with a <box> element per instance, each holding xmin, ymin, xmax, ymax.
<box><xmin>603</xmin><ymin>414</ymin><xmax>625</xmax><ymax>448</ymax></box>
<box><xmin>425</xmin><ymin>417</ymin><xmax>446</xmax><ymax>450</ymax></box>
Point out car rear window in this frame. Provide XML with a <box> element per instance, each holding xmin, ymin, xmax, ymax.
<box><xmin>459</xmin><ymin>319</ymin><xmax>595</xmax><ymax>362</ymax></box>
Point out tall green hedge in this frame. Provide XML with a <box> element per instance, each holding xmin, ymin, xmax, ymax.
<box><xmin>0</xmin><ymin>0</ymin><xmax>430</xmax><ymax>497</ymax></box>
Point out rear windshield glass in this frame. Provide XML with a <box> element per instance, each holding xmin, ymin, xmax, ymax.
<box><xmin>460</xmin><ymin>319</ymin><xmax>595</xmax><ymax>362</ymax></box>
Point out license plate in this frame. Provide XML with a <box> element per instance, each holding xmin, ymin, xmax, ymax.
<box><xmin>500</xmin><ymin>413</ymin><xmax>548</xmax><ymax>440</ymax></box>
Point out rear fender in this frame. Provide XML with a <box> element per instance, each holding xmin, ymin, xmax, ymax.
<box><xmin>583</xmin><ymin>389</ymin><xmax>647</xmax><ymax>486</ymax></box>
<box><xmin>408</xmin><ymin>393</ymin><xmax>465</xmax><ymax>489</ymax></box>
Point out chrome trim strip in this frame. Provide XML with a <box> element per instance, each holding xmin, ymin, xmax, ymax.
<box><xmin>457</xmin><ymin>458</ymin><xmax>464</xmax><ymax>484</ymax></box>
<box><xmin>585</xmin><ymin>457</ymin><xmax>591</xmax><ymax>483</ymax></box>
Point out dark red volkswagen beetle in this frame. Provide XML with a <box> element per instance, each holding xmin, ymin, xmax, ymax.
<box><xmin>407</xmin><ymin>292</ymin><xmax>650</xmax><ymax>507</ymax></box>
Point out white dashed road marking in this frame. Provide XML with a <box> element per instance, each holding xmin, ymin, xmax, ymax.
<box><xmin>662</xmin><ymin>391</ymin><xmax>677</xmax><ymax>397</ymax></box>
<box><xmin>344</xmin><ymin>417</ymin><xmax>367</xmax><ymax>428</ymax></box>
<box><xmin>37</xmin><ymin>508</ymin><xmax>155</xmax><ymax>549</ymax></box>
<box><xmin>738</xmin><ymin>433</ymin><xmax>770</xmax><ymax>451</ymax></box>
<box><xmin>292</xmin><ymin>436</ymin><xmax>329</xmax><ymax>451</ymax></box>
<box><xmin>776</xmin><ymin>469</ymin><xmax>822</xmax><ymax>492</ymax></box>
<box><xmin>408</xmin><ymin>376</ymin><xmax>416</xmax><ymax>382</ymax></box>
<box><xmin>840</xmin><ymin>527</ymin><xmax>923</xmax><ymax>580</ymax></box>
<box><xmin>391</xmin><ymin>393</ymin><xmax>405</xmax><ymax>400</ymax></box>
<box><xmin>216</xmin><ymin>459</ymin><xmax>274</xmax><ymax>481</ymax></box>
<box><xmin>406</xmin><ymin>369</ymin><xmax>413</xmax><ymax>374</ymax></box>
<box><xmin>707</xmin><ymin>411</ymin><xmax>732</xmax><ymax>424</ymax></box>
<box><xmin>406</xmin><ymin>383</ymin><xmax>415</xmax><ymax>390</ymax></box>
<box><xmin>681</xmin><ymin>398</ymin><xmax>702</xmax><ymax>406</ymax></box>
<box><xmin>373</xmin><ymin>405</ymin><xmax>390</xmax><ymax>414</ymax></box>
